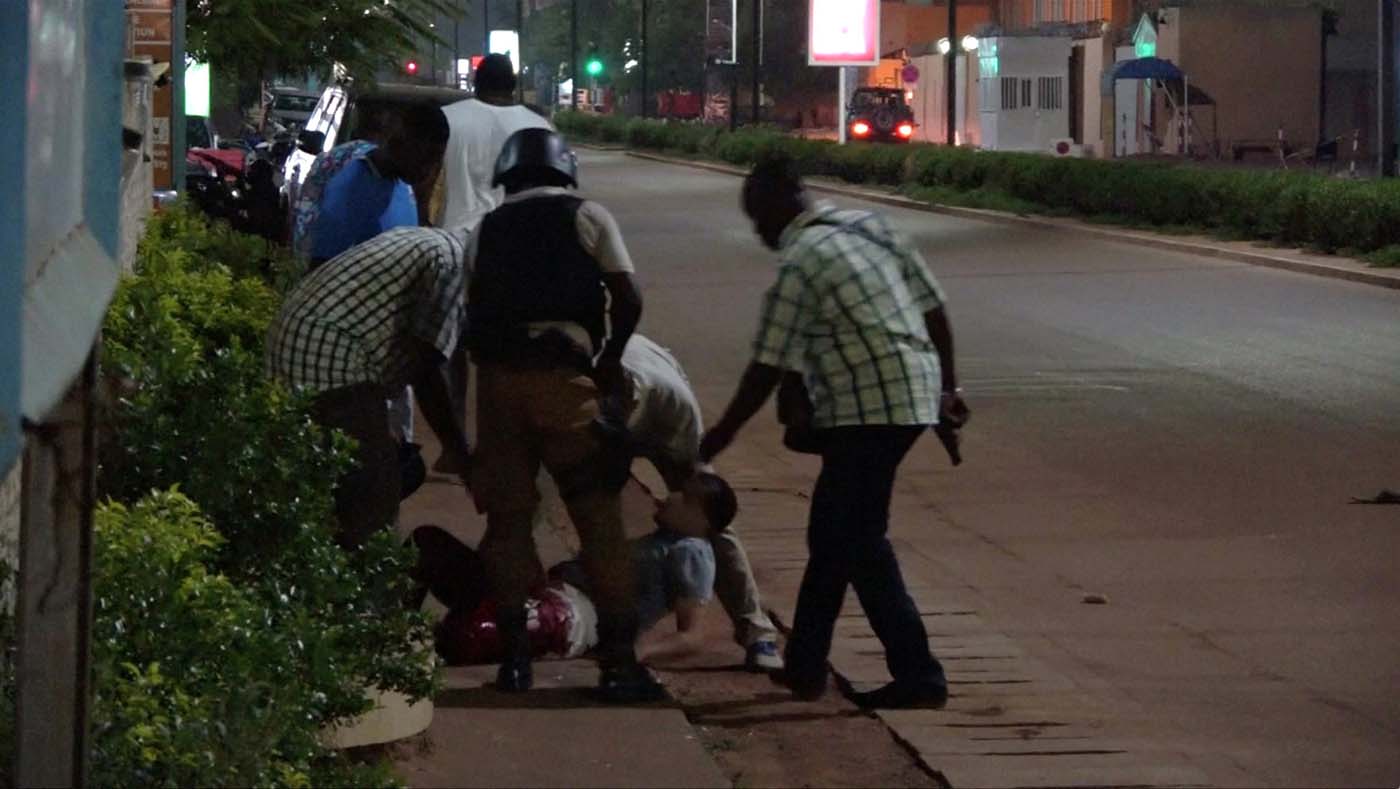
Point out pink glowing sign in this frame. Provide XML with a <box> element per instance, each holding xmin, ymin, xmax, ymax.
<box><xmin>808</xmin><ymin>0</ymin><xmax>880</xmax><ymax>66</ymax></box>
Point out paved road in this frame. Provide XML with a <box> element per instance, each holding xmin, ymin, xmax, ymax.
<box><xmin>578</xmin><ymin>149</ymin><xmax>1400</xmax><ymax>787</ymax></box>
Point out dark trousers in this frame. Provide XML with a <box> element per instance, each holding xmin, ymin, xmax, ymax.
<box><xmin>311</xmin><ymin>382</ymin><xmax>400</xmax><ymax>550</ymax></box>
<box><xmin>786</xmin><ymin>425</ymin><xmax>946</xmax><ymax>687</ymax></box>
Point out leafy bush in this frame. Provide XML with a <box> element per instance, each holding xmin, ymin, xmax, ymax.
<box><xmin>557</xmin><ymin>111</ymin><xmax>1400</xmax><ymax>257</ymax></box>
<box><xmin>92</xmin><ymin>203</ymin><xmax>434</xmax><ymax>785</ymax></box>
<box><xmin>90</xmin><ymin>491</ymin><xmax>395</xmax><ymax>788</ymax></box>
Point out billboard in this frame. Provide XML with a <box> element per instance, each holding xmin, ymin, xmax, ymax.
<box><xmin>808</xmin><ymin>0</ymin><xmax>880</xmax><ymax>66</ymax></box>
<box><xmin>706</xmin><ymin>0</ymin><xmax>736</xmax><ymax>64</ymax></box>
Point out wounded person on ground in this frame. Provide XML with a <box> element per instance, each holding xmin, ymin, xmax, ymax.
<box><xmin>412</xmin><ymin>472</ymin><xmax>739</xmax><ymax>666</ymax></box>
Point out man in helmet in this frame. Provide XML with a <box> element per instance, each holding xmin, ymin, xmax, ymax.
<box><xmin>466</xmin><ymin>127</ymin><xmax>657</xmax><ymax>702</ymax></box>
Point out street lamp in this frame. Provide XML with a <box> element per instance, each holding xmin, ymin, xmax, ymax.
<box><xmin>961</xmin><ymin>35</ymin><xmax>979</xmax><ymax>52</ymax></box>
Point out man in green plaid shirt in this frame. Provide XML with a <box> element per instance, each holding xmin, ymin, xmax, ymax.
<box><xmin>701</xmin><ymin>153</ymin><xmax>969</xmax><ymax>711</ymax></box>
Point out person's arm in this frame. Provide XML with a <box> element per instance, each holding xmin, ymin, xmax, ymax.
<box><xmin>924</xmin><ymin>306</ymin><xmax>958</xmax><ymax>394</ymax></box>
<box><xmin>925</xmin><ymin>306</ymin><xmax>969</xmax><ymax>430</ymax></box>
<box><xmin>699</xmin><ymin>262</ymin><xmax>813</xmax><ymax>462</ymax></box>
<box><xmin>698</xmin><ymin>362</ymin><xmax>782</xmax><ymax>462</ymax></box>
<box><xmin>412</xmin><ymin>341</ymin><xmax>472</xmax><ymax>486</ymax></box>
<box><xmin>650</xmin><ymin>453</ymin><xmax>696</xmax><ymax>493</ymax></box>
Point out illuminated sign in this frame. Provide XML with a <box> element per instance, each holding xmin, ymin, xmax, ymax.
<box><xmin>185</xmin><ymin>60</ymin><xmax>211</xmax><ymax>117</ymax></box>
<box><xmin>808</xmin><ymin>0</ymin><xmax>880</xmax><ymax>66</ymax></box>
<box><xmin>489</xmin><ymin>30</ymin><xmax>521</xmax><ymax>74</ymax></box>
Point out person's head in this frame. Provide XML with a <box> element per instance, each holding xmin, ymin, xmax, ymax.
<box><xmin>492</xmin><ymin>127</ymin><xmax>578</xmax><ymax>193</ymax></box>
<box><xmin>474</xmin><ymin>53</ymin><xmax>518</xmax><ymax>105</ymax></box>
<box><xmin>654</xmin><ymin>472</ymin><xmax>739</xmax><ymax>539</ymax></box>
<box><xmin>380</xmin><ymin>102</ymin><xmax>450</xmax><ymax>184</ymax></box>
<box><xmin>742</xmin><ymin>152</ymin><xmax>810</xmax><ymax>250</ymax></box>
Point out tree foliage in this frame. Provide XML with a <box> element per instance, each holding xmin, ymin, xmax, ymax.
<box><xmin>188</xmin><ymin>0</ymin><xmax>461</xmax><ymax>84</ymax></box>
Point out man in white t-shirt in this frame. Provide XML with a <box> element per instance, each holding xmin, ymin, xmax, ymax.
<box><xmin>439</xmin><ymin>54</ymin><xmax>553</xmax><ymax>233</ymax></box>
<box><xmin>621</xmin><ymin>334</ymin><xmax>784</xmax><ymax>672</ymax></box>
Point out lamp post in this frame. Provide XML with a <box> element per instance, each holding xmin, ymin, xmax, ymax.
<box><xmin>946</xmin><ymin>0</ymin><xmax>957</xmax><ymax>146</ymax></box>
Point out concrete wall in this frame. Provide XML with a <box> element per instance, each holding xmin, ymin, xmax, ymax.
<box><xmin>1077</xmin><ymin>35</ymin><xmax>1107</xmax><ymax>155</ymax></box>
<box><xmin>1154</xmin><ymin>4</ymin><xmax>1322</xmax><ymax>152</ymax></box>
<box><xmin>1326</xmin><ymin>0</ymin><xmax>1380</xmax><ymax>155</ymax></box>
<box><xmin>881</xmin><ymin>0</ymin><xmax>995</xmax><ymax>55</ymax></box>
<box><xmin>996</xmin><ymin>0</ymin><xmax>1134</xmax><ymax>29</ymax></box>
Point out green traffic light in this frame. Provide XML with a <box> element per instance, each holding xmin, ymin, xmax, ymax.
<box><xmin>586</xmin><ymin>58</ymin><xmax>604</xmax><ymax>76</ymax></box>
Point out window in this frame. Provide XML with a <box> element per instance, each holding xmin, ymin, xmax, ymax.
<box><xmin>1037</xmin><ymin>76</ymin><xmax>1064</xmax><ymax>110</ymax></box>
<box><xmin>1000</xmin><ymin>77</ymin><xmax>1019</xmax><ymax>110</ymax></box>
<box><xmin>1022</xmin><ymin>78</ymin><xmax>1032</xmax><ymax>108</ymax></box>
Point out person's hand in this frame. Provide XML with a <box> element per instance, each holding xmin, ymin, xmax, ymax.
<box><xmin>939</xmin><ymin>391</ymin><xmax>970</xmax><ymax>428</ymax></box>
<box><xmin>699</xmin><ymin>426</ymin><xmax>736</xmax><ymax>463</ymax></box>
<box><xmin>592</xmin><ymin>357</ymin><xmax>630</xmax><ymax>400</ymax></box>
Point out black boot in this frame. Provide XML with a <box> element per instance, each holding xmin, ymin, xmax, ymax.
<box><xmin>595</xmin><ymin>615</ymin><xmax>665</xmax><ymax>703</ymax></box>
<box><xmin>494</xmin><ymin>607</ymin><xmax>533</xmax><ymax>693</ymax></box>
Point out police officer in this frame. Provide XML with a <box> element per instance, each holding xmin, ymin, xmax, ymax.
<box><xmin>467</xmin><ymin>128</ymin><xmax>660</xmax><ymax>702</ymax></box>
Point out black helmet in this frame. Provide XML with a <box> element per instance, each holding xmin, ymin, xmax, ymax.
<box><xmin>492</xmin><ymin>127</ymin><xmax>578</xmax><ymax>189</ymax></box>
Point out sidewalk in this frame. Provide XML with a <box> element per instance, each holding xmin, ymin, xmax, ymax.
<box><xmin>390</xmin><ymin>435</ymin><xmax>727</xmax><ymax>788</ymax></box>
<box><xmin>713</xmin><ymin>426</ymin><xmax>1255</xmax><ymax>789</ymax></box>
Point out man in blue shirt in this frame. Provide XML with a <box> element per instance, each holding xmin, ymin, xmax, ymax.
<box><xmin>307</xmin><ymin>103</ymin><xmax>450</xmax><ymax>266</ymax></box>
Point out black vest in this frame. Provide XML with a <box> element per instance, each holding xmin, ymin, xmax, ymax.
<box><xmin>467</xmin><ymin>194</ymin><xmax>607</xmax><ymax>364</ymax></box>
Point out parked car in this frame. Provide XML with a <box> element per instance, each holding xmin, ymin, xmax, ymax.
<box><xmin>264</xmin><ymin>87</ymin><xmax>320</xmax><ymax>132</ymax></box>
<box><xmin>846</xmin><ymin>87</ymin><xmax>916</xmax><ymax>143</ymax></box>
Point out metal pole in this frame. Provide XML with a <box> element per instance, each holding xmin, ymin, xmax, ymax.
<box><xmin>455</xmin><ymin>17</ymin><xmax>461</xmax><ymax>88</ymax></box>
<box><xmin>517</xmin><ymin>0</ymin><xmax>525</xmax><ymax>103</ymax></box>
<box><xmin>751</xmin><ymin>0</ymin><xmax>760</xmax><ymax>125</ymax></box>
<box><xmin>946</xmin><ymin>0</ymin><xmax>957</xmax><ymax>145</ymax></box>
<box><xmin>729</xmin><ymin>64</ymin><xmax>738</xmax><ymax>130</ymax></box>
<box><xmin>838</xmin><ymin>65</ymin><xmax>848</xmax><ymax>144</ymax></box>
<box><xmin>641</xmin><ymin>0</ymin><xmax>649</xmax><ymax>117</ymax></box>
<box><xmin>571</xmin><ymin>0</ymin><xmax>578</xmax><ymax>109</ymax></box>
<box><xmin>483</xmin><ymin>0</ymin><xmax>491</xmax><ymax>57</ymax></box>
<box><xmin>1379</xmin><ymin>0</ymin><xmax>1396</xmax><ymax>175</ymax></box>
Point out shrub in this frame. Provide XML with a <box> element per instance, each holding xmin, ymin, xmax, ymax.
<box><xmin>92</xmin><ymin>204</ymin><xmax>434</xmax><ymax>785</ymax></box>
<box><xmin>557</xmin><ymin>112</ymin><xmax>1400</xmax><ymax>255</ymax></box>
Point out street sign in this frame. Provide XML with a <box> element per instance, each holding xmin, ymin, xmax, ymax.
<box><xmin>126</xmin><ymin>0</ymin><xmax>174</xmax><ymax>189</ymax></box>
<box><xmin>901</xmin><ymin>63</ymin><xmax>919</xmax><ymax>84</ymax></box>
<box><xmin>808</xmin><ymin>0</ymin><xmax>880</xmax><ymax>67</ymax></box>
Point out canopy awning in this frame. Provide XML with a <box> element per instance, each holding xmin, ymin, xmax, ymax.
<box><xmin>1111</xmin><ymin>56</ymin><xmax>1185</xmax><ymax>81</ymax></box>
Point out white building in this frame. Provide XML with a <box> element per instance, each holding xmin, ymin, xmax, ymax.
<box><xmin>977</xmin><ymin>35</ymin><xmax>1073</xmax><ymax>152</ymax></box>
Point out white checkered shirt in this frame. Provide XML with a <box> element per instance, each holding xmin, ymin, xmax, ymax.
<box><xmin>752</xmin><ymin>203</ymin><xmax>948</xmax><ymax>429</ymax></box>
<box><xmin>266</xmin><ymin>226</ymin><xmax>467</xmax><ymax>394</ymax></box>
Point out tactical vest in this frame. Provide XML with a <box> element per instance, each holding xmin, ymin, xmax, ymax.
<box><xmin>467</xmin><ymin>194</ymin><xmax>606</xmax><ymax>365</ymax></box>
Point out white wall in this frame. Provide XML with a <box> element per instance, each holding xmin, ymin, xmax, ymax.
<box><xmin>979</xmin><ymin>36</ymin><xmax>1072</xmax><ymax>151</ymax></box>
<box><xmin>1079</xmin><ymin>37</ymin><xmax>1105</xmax><ymax>156</ymax></box>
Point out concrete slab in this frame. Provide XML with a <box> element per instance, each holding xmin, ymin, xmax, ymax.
<box><xmin>398</xmin><ymin>663</ymin><xmax>726</xmax><ymax>789</ymax></box>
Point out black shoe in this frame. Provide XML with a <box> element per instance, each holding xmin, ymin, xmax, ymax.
<box><xmin>851</xmin><ymin>680</ymin><xmax>948</xmax><ymax>710</ymax></box>
<box><xmin>769</xmin><ymin>668</ymin><xmax>827</xmax><ymax>701</ymax></box>
<box><xmin>495</xmin><ymin>657</ymin><xmax>534</xmax><ymax>693</ymax></box>
<box><xmin>597</xmin><ymin>662</ymin><xmax>666</xmax><ymax>704</ymax></box>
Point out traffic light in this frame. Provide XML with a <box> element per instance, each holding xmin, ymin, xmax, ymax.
<box><xmin>404</xmin><ymin>60</ymin><xmax>419</xmax><ymax>76</ymax></box>
<box><xmin>584</xmin><ymin>48</ymin><xmax>604</xmax><ymax>77</ymax></box>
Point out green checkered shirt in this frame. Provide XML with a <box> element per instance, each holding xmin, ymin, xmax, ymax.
<box><xmin>752</xmin><ymin>203</ymin><xmax>948</xmax><ymax>429</ymax></box>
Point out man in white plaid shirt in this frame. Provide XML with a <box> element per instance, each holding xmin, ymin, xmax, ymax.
<box><xmin>267</xmin><ymin>226</ymin><xmax>473</xmax><ymax>548</ymax></box>
<box><xmin>700</xmin><ymin>153</ymin><xmax>969</xmax><ymax>710</ymax></box>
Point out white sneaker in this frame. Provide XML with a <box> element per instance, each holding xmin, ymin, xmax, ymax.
<box><xmin>744</xmin><ymin>640</ymin><xmax>784</xmax><ymax>673</ymax></box>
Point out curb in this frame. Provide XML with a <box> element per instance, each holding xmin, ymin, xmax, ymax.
<box><xmin>618</xmin><ymin>149</ymin><xmax>1400</xmax><ymax>291</ymax></box>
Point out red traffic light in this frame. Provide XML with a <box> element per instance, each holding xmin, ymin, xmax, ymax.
<box><xmin>405</xmin><ymin>60</ymin><xmax>419</xmax><ymax>75</ymax></box>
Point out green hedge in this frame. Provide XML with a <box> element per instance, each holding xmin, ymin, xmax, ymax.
<box><xmin>73</xmin><ymin>204</ymin><xmax>433</xmax><ymax>786</ymax></box>
<box><xmin>556</xmin><ymin>112</ymin><xmax>1400</xmax><ymax>258</ymax></box>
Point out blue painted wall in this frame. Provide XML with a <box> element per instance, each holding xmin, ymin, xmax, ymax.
<box><xmin>0</xmin><ymin>2</ymin><xmax>29</xmax><ymax>473</ymax></box>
